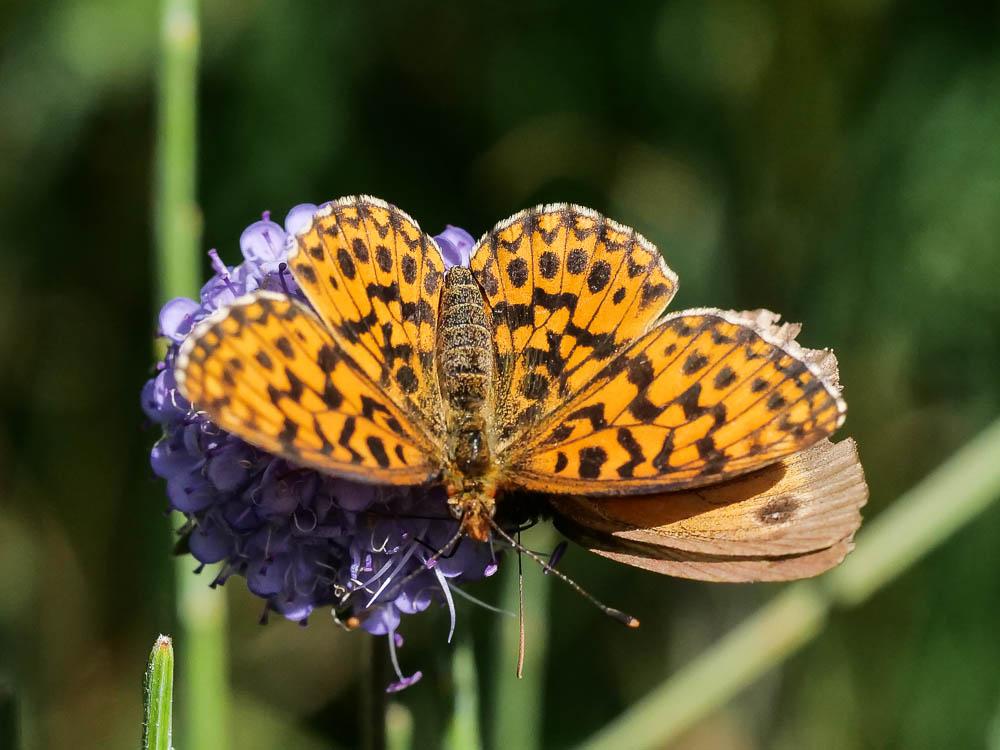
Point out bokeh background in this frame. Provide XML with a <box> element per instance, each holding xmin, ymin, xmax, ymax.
<box><xmin>3</xmin><ymin>1</ymin><xmax>1000</xmax><ymax>748</ymax></box>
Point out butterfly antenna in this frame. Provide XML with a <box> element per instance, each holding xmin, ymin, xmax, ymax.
<box><xmin>517</xmin><ymin>531</ymin><xmax>526</xmax><ymax>679</ymax></box>
<box><xmin>488</xmin><ymin>518</ymin><xmax>640</xmax><ymax>629</ymax></box>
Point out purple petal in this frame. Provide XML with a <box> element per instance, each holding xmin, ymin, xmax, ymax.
<box><xmin>158</xmin><ymin>297</ymin><xmax>200</xmax><ymax>342</ymax></box>
<box><xmin>361</xmin><ymin>605</ymin><xmax>401</xmax><ymax>635</ymax></box>
<box><xmin>284</xmin><ymin>203</ymin><xmax>319</xmax><ymax>236</ymax></box>
<box><xmin>274</xmin><ymin>596</ymin><xmax>315</xmax><ymax>622</ymax></box>
<box><xmin>247</xmin><ymin>554</ymin><xmax>290</xmax><ymax>596</ymax></box>
<box><xmin>433</xmin><ymin>225</ymin><xmax>475</xmax><ymax>269</ymax></box>
<box><xmin>188</xmin><ymin>520</ymin><xmax>233</xmax><ymax>564</ymax></box>
<box><xmin>150</xmin><ymin>435</ymin><xmax>202</xmax><ymax>479</ymax></box>
<box><xmin>141</xmin><ymin>371</ymin><xmax>186</xmax><ymax>423</ymax></box>
<box><xmin>206</xmin><ymin>441</ymin><xmax>256</xmax><ymax>492</ymax></box>
<box><xmin>330</xmin><ymin>479</ymin><xmax>377</xmax><ymax>512</ymax></box>
<box><xmin>167</xmin><ymin>472</ymin><xmax>218</xmax><ymax>513</ymax></box>
<box><xmin>395</xmin><ymin>579</ymin><xmax>434</xmax><ymax>614</ymax></box>
<box><xmin>385</xmin><ymin>671</ymin><xmax>423</xmax><ymax>693</ymax></box>
<box><xmin>240</xmin><ymin>219</ymin><xmax>288</xmax><ymax>264</ymax></box>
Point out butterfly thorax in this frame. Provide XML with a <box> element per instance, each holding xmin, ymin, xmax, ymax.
<box><xmin>437</xmin><ymin>267</ymin><xmax>498</xmax><ymax>540</ymax></box>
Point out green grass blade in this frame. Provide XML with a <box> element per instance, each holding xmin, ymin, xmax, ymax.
<box><xmin>155</xmin><ymin>1</ymin><xmax>231</xmax><ymax>749</ymax></box>
<box><xmin>576</xmin><ymin>417</ymin><xmax>1000</xmax><ymax>750</ymax></box>
<box><xmin>386</xmin><ymin>702</ymin><xmax>414</xmax><ymax>750</ymax></box>
<box><xmin>445</xmin><ymin>635</ymin><xmax>483</xmax><ymax>750</ymax></box>
<box><xmin>143</xmin><ymin>635</ymin><xmax>175</xmax><ymax>750</ymax></box>
<box><xmin>490</xmin><ymin>525</ymin><xmax>555</xmax><ymax>750</ymax></box>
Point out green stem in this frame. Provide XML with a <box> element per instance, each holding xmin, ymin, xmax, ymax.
<box><xmin>143</xmin><ymin>635</ymin><xmax>175</xmax><ymax>750</ymax></box>
<box><xmin>490</xmin><ymin>524</ymin><xmax>555</xmax><ymax>750</ymax></box>
<box><xmin>445</xmin><ymin>635</ymin><xmax>483</xmax><ymax>750</ymax></box>
<box><xmin>386</xmin><ymin>702</ymin><xmax>414</xmax><ymax>750</ymax></box>
<box><xmin>0</xmin><ymin>682</ymin><xmax>18</xmax><ymax>750</ymax></box>
<box><xmin>155</xmin><ymin>2</ymin><xmax>230</xmax><ymax>749</ymax></box>
<box><xmin>155</xmin><ymin>0</ymin><xmax>201</xmax><ymax>303</ymax></box>
<box><xmin>362</xmin><ymin>636</ymin><xmax>387</xmax><ymax>750</ymax></box>
<box><xmin>576</xmin><ymin>417</ymin><xmax>1000</xmax><ymax>750</ymax></box>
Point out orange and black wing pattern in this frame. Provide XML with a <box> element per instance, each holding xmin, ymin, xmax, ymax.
<box><xmin>469</xmin><ymin>204</ymin><xmax>678</xmax><ymax>449</ymax></box>
<box><xmin>548</xmin><ymin>438</ymin><xmax>867</xmax><ymax>582</ymax></box>
<box><xmin>175</xmin><ymin>292</ymin><xmax>443</xmax><ymax>484</ymax></box>
<box><xmin>288</xmin><ymin>196</ymin><xmax>447</xmax><ymax>437</ymax></box>
<box><xmin>505</xmin><ymin>307</ymin><xmax>846</xmax><ymax>494</ymax></box>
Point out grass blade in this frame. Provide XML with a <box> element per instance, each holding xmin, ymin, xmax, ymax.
<box><xmin>143</xmin><ymin>635</ymin><xmax>175</xmax><ymax>750</ymax></box>
<box><xmin>490</xmin><ymin>525</ymin><xmax>555</xmax><ymax>750</ymax></box>
<box><xmin>445</xmin><ymin>635</ymin><xmax>483</xmax><ymax>750</ymax></box>
<box><xmin>155</xmin><ymin>1</ymin><xmax>231</xmax><ymax>749</ymax></box>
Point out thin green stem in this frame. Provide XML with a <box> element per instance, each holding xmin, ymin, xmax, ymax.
<box><xmin>155</xmin><ymin>2</ymin><xmax>230</xmax><ymax>750</ymax></box>
<box><xmin>386</xmin><ymin>702</ymin><xmax>414</xmax><ymax>750</ymax></box>
<box><xmin>490</xmin><ymin>524</ymin><xmax>555</xmax><ymax>750</ymax></box>
<box><xmin>156</xmin><ymin>0</ymin><xmax>201</xmax><ymax>304</ymax></box>
<box><xmin>0</xmin><ymin>682</ymin><xmax>18</xmax><ymax>750</ymax></box>
<box><xmin>362</xmin><ymin>636</ymin><xmax>387</xmax><ymax>750</ymax></box>
<box><xmin>143</xmin><ymin>635</ymin><xmax>175</xmax><ymax>750</ymax></box>
<box><xmin>577</xmin><ymin>417</ymin><xmax>1000</xmax><ymax>750</ymax></box>
<box><xmin>445</xmin><ymin>634</ymin><xmax>483</xmax><ymax>750</ymax></box>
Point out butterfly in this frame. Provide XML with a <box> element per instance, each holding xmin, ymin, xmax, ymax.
<box><xmin>175</xmin><ymin>196</ymin><xmax>866</xmax><ymax>586</ymax></box>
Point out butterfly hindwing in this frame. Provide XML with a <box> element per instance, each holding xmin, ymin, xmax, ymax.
<box><xmin>469</xmin><ymin>204</ymin><xmax>678</xmax><ymax>448</ymax></box>
<box><xmin>549</xmin><ymin>438</ymin><xmax>866</xmax><ymax>582</ymax></box>
<box><xmin>175</xmin><ymin>291</ymin><xmax>443</xmax><ymax>484</ymax></box>
<box><xmin>506</xmin><ymin>308</ymin><xmax>846</xmax><ymax>494</ymax></box>
<box><xmin>288</xmin><ymin>196</ymin><xmax>447</xmax><ymax>438</ymax></box>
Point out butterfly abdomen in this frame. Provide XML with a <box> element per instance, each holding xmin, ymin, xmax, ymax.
<box><xmin>438</xmin><ymin>267</ymin><xmax>495</xmax><ymax>478</ymax></box>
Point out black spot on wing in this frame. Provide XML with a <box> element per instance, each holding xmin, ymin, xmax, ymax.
<box><xmin>554</xmin><ymin>452</ymin><xmax>568</xmax><ymax>473</ymax></box>
<box><xmin>366</xmin><ymin>436</ymin><xmax>390</xmax><ymax>468</ymax></box>
<box><xmin>351</xmin><ymin>238</ymin><xmax>370</xmax><ymax>262</ymax></box>
<box><xmin>578</xmin><ymin>446</ymin><xmax>608</xmax><ymax>479</ymax></box>
<box><xmin>507</xmin><ymin>257</ymin><xmax>529</xmax><ymax>288</ymax></box>
<box><xmin>713</xmin><ymin>365</ymin><xmax>736</xmax><ymax>389</ymax></box>
<box><xmin>566</xmin><ymin>248</ymin><xmax>587</xmax><ymax>275</ymax></box>
<box><xmin>566</xmin><ymin>403</ymin><xmax>607</xmax><ymax>430</ymax></box>
<box><xmin>375</xmin><ymin>245</ymin><xmax>392</xmax><ymax>272</ymax></box>
<box><xmin>587</xmin><ymin>260</ymin><xmax>611</xmax><ymax>293</ymax></box>
<box><xmin>255</xmin><ymin>350</ymin><xmax>274</xmax><ymax>370</ymax></box>
<box><xmin>275</xmin><ymin>336</ymin><xmax>294</xmax><ymax>359</ymax></box>
<box><xmin>401</xmin><ymin>254</ymin><xmax>417</xmax><ymax>284</ymax></box>
<box><xmin>682</xmin><ymin>351</ymin><xmax>709</xmax><ymax>375</ymax></box>
<box><xmin>539</xmin><ymin>251</ymin><xmax>560</xmax><ymax>279</ymax></box>
<box><xmin>395</xmin><ymin>365</ymin><xmax>418</xmax><ymax>394</ymax></box>
<box><xmin>296</xmin><ymin>264</ymin><xmax>317</xmax><ymax>284</ymax></box>
<box><xmin>616</xmin><ymin>428</ymin><xmax>645</xmax><ymax>478</ymax></box>
<box><xmin>336</xmin><ymin>248</ymin><xmax>356</xmax><ymax>279</ymax></box>
<box><xmin>757</xmin><ymin>496</ymin><xmax>799</xmax><ymax>525</ymax></box>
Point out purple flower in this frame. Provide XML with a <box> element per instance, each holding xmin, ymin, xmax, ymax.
<box><xmin>434</xmin><ymin>225</ymin><xmax>476</xmax><ymax>269</ymax></box>
<box><xmin>144</xmin><ymin>202</ymin><xmax>520</xmax><ymax>691</ymax></box>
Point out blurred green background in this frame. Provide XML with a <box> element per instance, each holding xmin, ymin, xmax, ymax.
<box><xmin>3</xmin><ymin>1</ymin><xmax>1000</xmax><ymax>748</ymax></box>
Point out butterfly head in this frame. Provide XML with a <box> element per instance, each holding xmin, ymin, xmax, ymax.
<box><xmin>445</xmin><ymin>475</ymin><xmax>497</xmax><ymax>542</ymax></box>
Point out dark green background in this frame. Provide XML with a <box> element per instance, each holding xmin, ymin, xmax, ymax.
<box><xmin>2</xmin><ymin>1</ymin><xmax>1000</xmax><ymax>748</ymax></box>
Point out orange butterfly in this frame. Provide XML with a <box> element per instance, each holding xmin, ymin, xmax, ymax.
<box><xmin>176</xmin><ymin>196</ymin><xmax>866</xmax><ymax>591</ymax></box>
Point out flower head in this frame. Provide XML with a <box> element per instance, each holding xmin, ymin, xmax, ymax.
<box><xmin>144</xmin><ymin>203</ymin><xmax>500</xmax><ymax>689</ymax></box>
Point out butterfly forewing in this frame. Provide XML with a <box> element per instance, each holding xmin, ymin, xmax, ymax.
<box><xmin>505</xmin><ymin>308</ymin><xmax>846</xmax><ymax>494</ymax></box>
<box><xmin>469</xmin><ymin>205</ymin><xmax>678</xmax><ymax>448</ymax></box>
<box><xmin>288</xmin><ymin>196</ymin><xmax>447</xmax><ymax>439</ymax></box>
<box><xmin>175</xmin><ymin>292</ymin><xmax>442</xmax><ymax>484</ymax></box>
